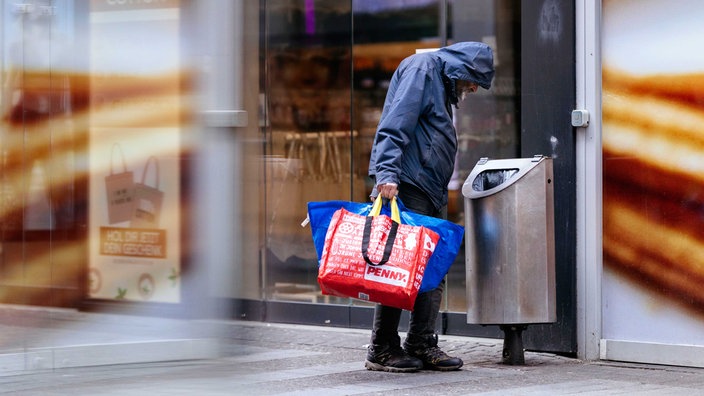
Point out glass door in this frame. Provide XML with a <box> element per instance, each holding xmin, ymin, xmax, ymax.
<box><xmin>259</xmin><ymin>0</ymin><xmax>522</xmax><ymax>313</ymax></box>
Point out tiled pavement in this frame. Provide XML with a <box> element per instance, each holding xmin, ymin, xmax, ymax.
<box><xmin>1</xmin><ymin>309</ymin><xmax>704</xmax><ymax>395</ymax></box>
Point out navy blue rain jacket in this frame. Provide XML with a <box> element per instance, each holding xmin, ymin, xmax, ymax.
<box><xmin>368</xmin><ymin>42</ymin><xmax>495</xmax><ymax>210</ymax></box>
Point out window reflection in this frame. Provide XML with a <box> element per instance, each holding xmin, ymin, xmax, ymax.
<box><xmin>262</xmin><ymin>1</ymin><xmax>355</xmax><ymax>304</ymax></box>
<box><xmin>443</xmin><ymin>0</ymin><xmax>520</xmax><ymax>312</ymax></box>
<box><xmin>1</xmin><ymin>1</ymin><xmax>82</xmax><ymax>234</ymax></box>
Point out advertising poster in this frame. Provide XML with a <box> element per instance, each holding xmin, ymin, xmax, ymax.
<box><xmin>602</xmin><ymin>0</ymin><xmax>704</xmax><ymax>346</ymax></box>
<box><xmin>87</xmin><ymin>0</ymin><xmax>183</xmax><ymax>303</ymax></box>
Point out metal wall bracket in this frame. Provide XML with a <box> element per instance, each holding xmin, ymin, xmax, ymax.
<box><xmin>571</xmin><ymin>109</ymin><xmax>589</xmax><ymax>127</ymax></box>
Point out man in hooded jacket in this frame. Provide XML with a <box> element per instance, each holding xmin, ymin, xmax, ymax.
<box><xmin>366</xmin><ymin>41</ymin><xmax>495</xmax><ymax>372</ymax></box>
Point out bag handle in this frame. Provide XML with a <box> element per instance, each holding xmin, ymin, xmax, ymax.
<box><xmin>369</xmin><ymin>195</ymin><xmax>401</xmax><ymax>223</ymax></box>
<box><xmin>110</xmin><ymin>143</ymin><xmax>127</xmax><ymax>175</ymax></box>
<box><xmin>140</xmin><ymin>156</ymin><xmax>160</xmax><ymax>188</ymax></box>
<box><xmin>362</xmin><ymin>196</ymin><xmax>400</xmax><ymax>267</ymax></box>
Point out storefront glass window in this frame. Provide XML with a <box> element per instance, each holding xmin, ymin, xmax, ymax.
<box><xmin>261</xmin><ymin>0</ymin><xmax>520</xmax><ymax>312</ymax></box>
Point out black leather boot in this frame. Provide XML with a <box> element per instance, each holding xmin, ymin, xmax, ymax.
<box><xmin>404</xmin><ymin>333</ymin><xmax>463</xmax><ymax>371</ymax></box>
<box><xmin>403</xmin><ymin>284</ymin><xmax>463</xmax><ymax>371</ymax></box>
<box><xmin>366</xmin><ymin>304</ymin><xmax>423</xmax><ymax>373</ymax></box>
<box><xmin>365</xmin><ymin>343</ymin><xmax>423</xmax><ymax>372</ymax></box>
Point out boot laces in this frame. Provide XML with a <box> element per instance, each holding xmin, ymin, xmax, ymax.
<box><xmin>375</xmin><ymin>345</ymin><xmax>407</xmax><ymax>363</ymax></box>
<box><xmin>411</xmin><ymin>335</ymin><xmax>451</xmax><ymax>363</ymax></box>
<box><xmin>424</xmin><ymin>346</ymin><xmax>451</xmax><ymax>363</ymax></box>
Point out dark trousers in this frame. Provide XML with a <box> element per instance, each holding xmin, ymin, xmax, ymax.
<box><xmin>370</xmin><ymin>184</ymin><xmax>447</xmax><ymax>348</ymax></box>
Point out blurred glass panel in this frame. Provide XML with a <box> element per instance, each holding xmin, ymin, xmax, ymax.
<box><xmin>0</xmin><ymin>0</ymin><xmax>86</xmax><ymax>308</ymax></box>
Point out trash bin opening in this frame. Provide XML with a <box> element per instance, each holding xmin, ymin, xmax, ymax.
<box><xmin>472</xmin><ymin>168</ymin><xmax>519</xmax><ymax>191</ymax></box>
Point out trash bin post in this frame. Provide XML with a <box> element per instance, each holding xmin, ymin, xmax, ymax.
<box><xmin>500</xmin><ymin>324</ymin><xmax>527</xmax><ymax>365</ymax></box>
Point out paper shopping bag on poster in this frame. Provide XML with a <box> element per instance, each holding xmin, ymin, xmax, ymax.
<box><xmin>105</xmin><ymin>143</ymin><xmax>135</xmax><ymax>224</ymax></box>
<box><xmin>130</xmin><ymin>156</ymin><xmax>163</xmax><ymax>228</ymax></box>
<box><xmin>317</xmin><ymin>197</ymin><xmax>439</xmax><ymax>311</ymax></box>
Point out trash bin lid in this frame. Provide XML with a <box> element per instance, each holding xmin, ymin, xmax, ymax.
<box><xmin>462</xmin><ymin>155</ymin><xmax>549</xmax><ymax>199</ymax></box>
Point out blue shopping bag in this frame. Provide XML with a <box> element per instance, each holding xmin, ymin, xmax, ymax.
<box><xmin>307</xmin><ymin>197</ymin><xmax>464</xmax><ymax>293</ymax></box>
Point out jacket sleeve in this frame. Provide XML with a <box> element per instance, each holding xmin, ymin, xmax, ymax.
<box><xmin>372</xmin><ymin>66</ymin><xmax>429</xmax><ymax>185</ymax></box>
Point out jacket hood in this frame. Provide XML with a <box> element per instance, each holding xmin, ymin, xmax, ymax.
<box><xmin>435</xmin><ymin>42</ymin><xmax>495</xmax><ymax>90</ymax></box>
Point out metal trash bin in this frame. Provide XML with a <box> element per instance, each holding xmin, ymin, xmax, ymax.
<box><xmin>462</xmin><ymin>155</ymin><xmax>556</xmax><ymax>364</ymax></box>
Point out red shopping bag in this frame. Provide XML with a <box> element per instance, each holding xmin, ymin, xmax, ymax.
<box><xmin>317</xmin><ymin>196</ymin><xmax>439</xmax><ymax>310</ymax></box>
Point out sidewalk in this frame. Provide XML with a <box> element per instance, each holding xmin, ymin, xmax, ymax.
<box><xmin>2</xmin><ymin>316</ymin><xmax>704</xmax><ymax>395</ymax></box>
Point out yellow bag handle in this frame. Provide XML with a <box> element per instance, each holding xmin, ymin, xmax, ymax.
<box><xmin>370</xmin><ymin>195</ymin><xmax>401</xmax><ymax>223</ymax></box>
